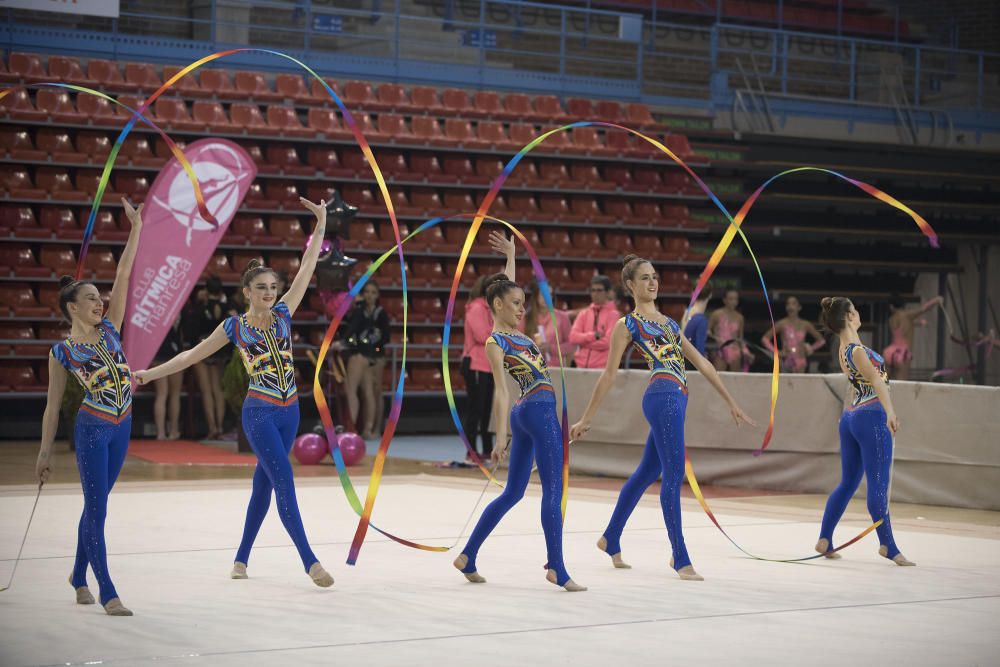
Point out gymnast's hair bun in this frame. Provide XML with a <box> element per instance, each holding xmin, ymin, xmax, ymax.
<box><xmin>59</xmin><ymin>275</ymin><xmax>76</xmax><ymax>289</ymax></box>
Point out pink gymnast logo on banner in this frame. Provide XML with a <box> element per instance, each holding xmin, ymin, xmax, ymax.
<box><xmin>122</xmin><ymin>138</ymin><xmax>256</xmax><ymax>370</ymax></box>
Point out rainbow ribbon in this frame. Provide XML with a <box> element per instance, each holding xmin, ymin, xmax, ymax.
<box><xmin>312</xmin><ymin>213</ymin><xmax>573</xmax><ymax>561</ymax></box>
<box><xmin>0</xmin><ymin>83</ymin><xmax>215</xmax><ymax>279</ymax></box>
<box><xmin>10</xmin><ymin>51</ymin><xmax>938</xmax><ymax>565</ymax></box>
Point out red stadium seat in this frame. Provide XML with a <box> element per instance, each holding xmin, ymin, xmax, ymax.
<box><xmin>625</xmin><ymin>103</ymin><xmax>656</xmax><ymax>127</ymax></box>
<box><xmin>633</xmin><ymin>232</ymin><xmax>664</xmax><ymax>255</ymax></box>
<box><xmin>39</xmin><ymin>245</ymin><xmax>77</xmax><ymax>276</ymax></box>
<box><xmin>539</xmin><ymin>125</ymin><xmax>570</xmax><ymax>152</ymax></box>
<box><xmin>35</xmin><ymin>88</ymin><xmax>82</xmax><ymax>124</ymax></box>
<box><xmin>569</xmin><ymin>126</ymin><xmax>601</xmax><ymax>155</ymax></box>
<box><xmin>0</xmin><ymin>283</ymin><xmax>49</xmax><ymax>317</ymax></box>
<box><xmin>339</xmin><ymin>184</ymin><xmax>375</xmax><ymax>211</ymax></box>
<box><xmin>374</xmin><ymin>113</ymin><xmax>410</xmax><ymax>141</ymax></box>
<box><xmin>0</xmin><ymin>89</ymin><xmax>45</xmax><ymax>121</ymax></box>
<box><xmin>163</xmin><ymin>64</ymin><xmax>207</xmax><ymax>97</ymax></box>
<box><xmin>631</xmin><ymin>165</ymin><xmax>663</xmax><ymax>191</ymax></box>
<box><xmin>267</xmin><ymin>253</ymin><xmax>300</xmax><ymax>278</ymax></box>
<box><xmin>199</xmin><ymin>68</ymin><xmax>238</xmax><ymax>98</ymax></box>
<box><xmin>0</xmin><ymin>166</ymin><xmax>44</xmax><ymax>198</ymax></box>
<box><xmin>373</xmin><ymin>83</ymin><xmax>408</xmax><ymax>111</ymax></box>
<box><xmin>412</xmin><ymin>258</ymin><xmax>449</xmax><ymax>287</ymax></box>
<box><xmin>665</xmin><ymin>134</ymin><xmax>699</xmax><ymax>163</ymax></box>
<box><xmin>37</xmin><ymin>128</ymin><xmax>84</xmax><ymax>163</ymax></box>
<box><xmin>192</xmin><ymin>100</ymin><xmax>237</xmax><ymax>132</ymax></box>
<box><xmin>307</xmin><ymin>107</ymin><xmax>343</xmax><ymax>137</ymax></box>
<box><xmin>307</xmin><ymin>76</ymin><xmax>339</xmax><ymax>104</ymax></box>
<box><xmin>632</xmin><ymin>200</ymin><xmax>661</xmax><ymax>223</ymax></box>
<box><xmin>154</xmin><ymin>97</ymin><xmax>201</xmax><ymax>131</ymax></box>
<box><xmin>40</xmin><ymin>208</ymin><xmax>80</xmax><ymax>238</ymax></box>
<box><xmin>605</xmin><ymin>230</ymin><xmax>633</xmax><ymax>254</ymax></box>
<box><xmin>270</xmin><ymin>217</ymin><xmax>305</xmax><ymax>245</ymax></box>
<box><xmin>200</xmin><ymin>254</ymin><xmax>237</xmax><ymax>282</ymax></box>
<box><xmin>264</xmin><ymin>180</ymin><xmax>300</xmax><ymax>206</ymax></box>
<box><xmin>539</xmin><ymin>193</ymin><xmax>571</xmax><ymax>220</ymax></box>
<box><xmin>120</xmin><ymin>135</ymin><xmax>162</xmax><ymax>167</ymax></box>
<box><xmin>570</xmin><ymin>163</ymin><xmax>606</xmax><ymax>189</ymax></box>
<box><xmin>124</xmin><ymin>62</ymin><xmax>161</xmax><ymax>92</ymax></box>
<box><xmin>663</xmin><ymin>172</ymin><xmax>695</xmax><ymax>194</ymax></box>
<box><xmin>342</xmin><ymin>80</ymin><xmax>374</xmax><ymax>109</ymax></box>
<box><xmin>665</xmin><ymin>236</ymin><xmax>691</xmax><ymax>260</ymax></box>
<box><xmin>9</xmin><ymin>52</ymin><xmax>47</xmax><ymax>83</ymax></box>
<box><xmin>266</xmin><ymin>144</ymin><xmax>312</xmax><ymax>176</ymax></box>
<box><xmin>230</xmin><ymin>103</ymin><xmax>270</xmax><ymax>135</ymax></box>
<box><xmin>411</xmin><ymin>116</ymin><xmax>446</xmax><ymax>145</ymax></box>
<box><xmin>442</xmin><ymin>156</ymin><xmax>475</xmax><ymax>182</ymax></box>
<box><xmin>88</xmin><ymin>59</ymin><xmax>135</xmax><ymax>92</ymax></box>
<box><xmin>92</xmin><ymin>210</ymin><xmax>128</xmax><ymax>241</ymax></box>
<box><xmin>347</xmin><ymin>220</ymin><xmax>379</xmax><ymax>249</ymax></box>
<box><xmin>409</xmin><ymin>188</ymin><xmax>442</xmax><ymax>215</ymax></box>
<box><xmin>408</xmin><ymin>86</ymin><xmax>444</xmax><ymax>113</ymax></box>
<box><xmin>76</xmin><ymin>94</ymin><xmax>117</xmax><ymax>125</ymax></box>
<box><xmin>114</xmin><ymin>172</ymin><xmax>150</xmax><ymax>198</ymax></box>
<box><xmin>471</xmin><ymin>91</ymin><xmax>501</xmax><ymax>118</ymax></box>
<box><xmin>565</xmin><ymin>98</ymin><xmax>593</xmax><ymax>120</ymax></box>
<box><xmin>507</xmin><ymin>192</ymin><xmax>541</xmax><ymax>220</ymax></box>
<box><xmin>532</xmin><ymin>95</ymin><xmax>566</xmax><ymax>122</ymax></box>
<box><xmin>76</xmin><ymin>131</ymin><xmax>112</xmax><ymax>161</ymax></box>
<box><xmin>441</xmin><ymin>88</ymin><xmax>471</xmax><ymax>115</ymax></box>
<box><xmin>407</xmin><ymin>153</ymin><xmax>444</xmax><ymax>182</ymax></box>
<box><xmin>0</xmin><ymin>243</ymin><xmax>51</xmax><ymax>278</ymax></box>
<box><xmin>594</xmin><ymin>100</ymin><xmax>623</xmax><ymax>124</ymax></box>
<box><xmin>0</xmin><ymin>127</ymin><xmax>44</xmax><ymax>161</ymax></box>
<box><xmin>6</xmin><ymin>205</ymin><xmax>46</xmax><ymax>239</ymax></box>
<box><xmin>275</xmin><ymin>73</ymin><xmax>311</xmax><ymax>102</ymax></box>
<box><xmin>662</xmin><ymin>204</ymin><xmax>692</xmax><ymax>227</ymax></box>
<box><xmin>48</xmin><ymin>55</ymin><xmax>96</xmax><ymax>86</ymax></box>
<box><xmin>498</xmin><ymin>93</ymin><xmax>532</xmax><ymax>121</ymax></box>
<box><xmin>541</xmin><ymin>229</ymin><xmax>572</xmax><ymax>255</ymax></box>
<box><xmin>602</xmin><ymin>164</ymin><xmax>631</xmax><ymax>188</ymax></box>
<box><xmin>1</xmin><ymin>204</ymin><xmax>35</xmax><ymax>235</ymax></box>
<box><xmin>375</xmin><ymin>150</ymin><xmax>409</xmax><ymax>178</ymax></box>
<box><xmin>443</xmin><ymin>118</ymin><xmax>473</xmax><ymax>146</ymax></box>
<box><xmin>306</xmin><ymin>147</ymin><xmax>342</xmax><ymax>176</ymax></box>
<box><xmin>604</xmin><ymin>131</ymin><xmax>632</xmax><ymax>156</ymax></box>
<box><xmin>267</xmin><ymin>105</ymin><xmax>313</xmax><ymax>137</ymax></box>
<box><xmin>469</xmin><ymin>120</ymin><xmax>507</xmax><ymax>150</ymax></box>
<box><xmin>38</xmin><ymin>167</ymin><xmax>86</xmax><ymax>201</ymax></box>
<box><xmin>572</xmin><ymin>230</ymin><xmax>610</xmax><ymax>257</ymax></box>
<box><xmin>0</xmin><ymin>363</ymin><xmax>45</xmax><ymax>391</ymax></box>
<box><xmin>235</xmin><ymin>71</ymin><xmax>281</xmax><ymax>101</ymax></box>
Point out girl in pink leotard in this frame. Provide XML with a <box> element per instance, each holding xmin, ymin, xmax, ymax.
<box><xmin>883</xmin><ymin>294</ymin><xmax>944</xmax><ymax>381</ymax></box>
<box><xmin>761</xmin><ymin>296</ymin><xmax>826</xmax><ymax>373</ymax></box>
<box><xmin>709</xmin><ymin>289</ymin><xmax>754</xmax><ymax>371</ymax></box>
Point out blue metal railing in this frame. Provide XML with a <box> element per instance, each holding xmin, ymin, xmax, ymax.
<box><xmin>1</xmin><ymin>0</ymin><xmax>997</xmax><ymax>113</ymax></box>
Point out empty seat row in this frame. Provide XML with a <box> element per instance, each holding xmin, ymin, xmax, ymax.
<box><xmin>0</xmin><ymin>243</ymin><xmax>117</xmax><ymax>279</ymax></box>
<box><xmin>0</xmin><ymin>165</ymin><xmax>149</xmax><ymax>202</ymax></box>
<box><xmin>0</xmin><ymin>52</ymin><xmax>665</xmax><ymax>125</ymax></box>
<box><xmin>0</xmin><ymin>361</ymin><xmax>47</xmax><ymax>391</ymax></box>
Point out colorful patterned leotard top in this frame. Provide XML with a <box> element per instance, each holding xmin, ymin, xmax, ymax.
<box><xmin>487</xmin><ymin>330</ymin><xmax>553</xmax><ymax>400</ymax></box>
<box><xmin>625</xmin><ymin>312</ymin><xmax>687</xmax><ymax>389</ymax></box>
<box><xmin>224</xmin><ymin>301</ymin><xmax>297</xmax><ymax>406</ymax></box>
<box><xmin>844</xmin><ymin>342</ymin><xmax>888</xmax><ymax>408</ymax></box>
<box><xmin>51</xmin><ymin>318</ymin><xmax>133</xmax><ymax>424</ymax></box>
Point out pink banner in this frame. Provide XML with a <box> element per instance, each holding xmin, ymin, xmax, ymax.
<box><xmin>122</xmin><ymin>138</ymin><xmax>256</xmax><ymax>370</ymax></box>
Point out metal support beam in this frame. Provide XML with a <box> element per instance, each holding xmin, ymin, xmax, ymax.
<box><xmin>935</xmin><ymin>272</ymin><xmax>947</xmax><ymax>380</ymax></box>
<box><xmin>976</xmin><ymin>246</ymin><xmax>990</xmax><ymax>384</ymax></box>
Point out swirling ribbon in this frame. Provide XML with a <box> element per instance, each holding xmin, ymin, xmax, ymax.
<box><xmin>5</xmin><ymin>51</ymin><xmax>939</xmax><ymax>564</ymax></box>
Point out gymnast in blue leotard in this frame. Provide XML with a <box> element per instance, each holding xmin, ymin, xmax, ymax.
<box><xmin>570</xmin><ymin>255</ymin><xmax>755</xmax><ymax>580</ymax></box>
<box><xmin>815</xmin><ymin>297</ymin><xmax>914</xmax><ymax>566</ymax></box>
<box><xmin>35</xmin><ymin>198</ymin><xmax>144</xmax><ymax>616</ymax></box>
<box><xmin>453</xmin><ymin>236</ymin><xmax>585</xmax><ymax>591</ymax></box>
<box><xmin>136</xmin><ymin>197</ymin><xmax>335</xmax><ymax>587</ymax></box>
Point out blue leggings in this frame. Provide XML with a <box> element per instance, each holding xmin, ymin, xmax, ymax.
<box><xmin>460</xmin><ymin>393</ymin><xmax>571</xmax><ymax>585</ymax></box>
<box><xmin>601</xmin><ymin>380</ymin><xmax>692</xmax><ymax>570</ymax></box>
<box><xmin>235</xmin><ymin>399</ymin><xmax>318</xmax><ymax>571</ymax></box>
<box><xmin>71</xmin><ymin>412</ymin><xmax>130</xmax><ymax>605</ymax></box>
<box><xmin>819</xmin><ymin>403</ymin><xmax>900</xmax><ymax>558</ymax></box>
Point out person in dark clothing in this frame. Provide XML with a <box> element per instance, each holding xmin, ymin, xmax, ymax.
<box><xmin>344</xmin><ymin>282</ymin><xmax>390</xmax><ymax>439</ymax></box>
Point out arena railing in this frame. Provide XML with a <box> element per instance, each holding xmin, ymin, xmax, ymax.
<box><xmin>2</xmin><ymin>0</ymin><xmax>997</xmax><ymax>115</ymax></box>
